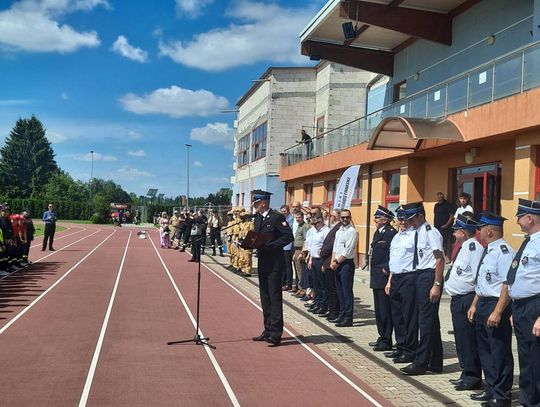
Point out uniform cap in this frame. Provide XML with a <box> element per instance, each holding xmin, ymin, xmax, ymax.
<box><xmin>396</xmin><ymin>202</ymin><xmax>424</xmax><ymax>220</ymax></box>
<box><xmin>374</xmin><ymin>205</ymin><xmax>394</xmax><ymax>220</ymax></box>
<box><xmin>452</xmin><ymin>214</ymin><xmax>479</xmax><ymax>231</ymax></box>
<box><xmin>252</xmin><ymin>189</ymin><xmax>272</xmax><ymax>203</ymax></box>
<box><xmin>516</xmin><ymin>198</ymin><xmax>540</xmax><ymax>217</ymax></box>
<box><xmin>477</xmin><ymin>211</ymin><xmax>507</xmax><ymax>227</ymax></box>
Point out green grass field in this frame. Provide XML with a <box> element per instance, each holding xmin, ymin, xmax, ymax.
<box><xmin>33</xmin><ymin>224</ymin><xmax>66</xmax><ymax>237</ymax></box>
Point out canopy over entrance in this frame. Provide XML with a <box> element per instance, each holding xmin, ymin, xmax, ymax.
<box><xmin>367</xmin><ymin>117</ymin><xmax>464</xmax><ymax>151</ymax></box>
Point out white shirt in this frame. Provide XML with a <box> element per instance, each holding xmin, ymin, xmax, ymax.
<box><xmin>333</xmin><ymin>223</ymin><xmax>358</xmax><ymax>261</ymax></box>
<box><xmin>455</xmin><ymin>205</ymin><xmax>474</xmax><ymax>218</ymax></box>
<box><xmin>389</xmin><ymin>227</ymin><xmax>415</xmax><ymax>274</ymax></box>
<box><xmin>475</xmin><ymin>238</ymin><xmax>514</xmax><ymax>298</ymax></box>
<box><xmin>283</xmin><ymin>213</ymin><xmax>294</xmax><ymax>251</ymax></box>
<box><xmin>508</xmin><ymin>231</ymin><xmax>540</xmax><ymax>300</ymax></box>
<box><xmin>415</xmin><ymin>221</ymin><xmax>444</xmax><ymax>270</ymax></box>
<box><xmin>444</xmin><ymin>237</ymin><xmax>484</xmax><ymax>296</ymax></box>
<box><xmin>305</xmin><ymin>225</ymin><xmax>329</xmax><ymax>258</ymax></box>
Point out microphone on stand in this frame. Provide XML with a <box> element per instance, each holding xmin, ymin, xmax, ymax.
<box><xmin>239</xmin><ymin>213</ymin><xmax>257</xmax><ymax>221</ymax></box>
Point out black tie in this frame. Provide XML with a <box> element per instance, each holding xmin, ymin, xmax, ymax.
<box><xmin>474</xmin><ymin>246</ymin><xmax>489</xmax><ymax>285</ymax></box>
<box><xmin>412</xmin><ymin>231</ymin><xmax>419</xmax><ymax>269</ymax></box>
<box><xmin>444</xmin><ymin>244</ymin><xmax>462</xmax><ymax>282</ymax></box>
<box><xmin>506</xmin><ymin>237</ymin><xmax>530</xmax><ymax>285</ymax></box>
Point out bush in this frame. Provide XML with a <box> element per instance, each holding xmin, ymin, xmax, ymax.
<box><xmin>0</xmin><ymin>197</ymin><xmax>90</xmax><ymax>220</ymax></box>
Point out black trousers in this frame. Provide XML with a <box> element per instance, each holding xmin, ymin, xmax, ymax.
<box><xmin>258</xmin><ymin>268</ymin><xmax>283</xmax><ymax>339</ymax></box>
<box><xmin>191</xmin><ymin>235</ymin><xmax>202</xmax><ymax>260</ymax></box>
<box><xmin>476</xmin><ymin>297</ymin><xmax>513</xmax><ymax>400</ymax></box>
<box><xmin>312</xmin><ymin>257</ymin><xmax>327</xmax><ymax>310</ymax></box>
<box><xmin>282</xmin><ymin>250</ymin><xmax>293</xmax><ymax>288</ymax></box>
<box><xmin>209</xmin><ymin>228</ymin><xmax>222</xmax><ymax>254</ymax></box>
<box><xmin>373</xmin><ymin>288</ymin><xmax>393</xmax><ymax>347</ymax></box>
<box><xmin>414</xmin><ymin>268</ymin><xmax>443</xmax><ymax>370</ymax></box>
<box><xmin>512</xmin><ymin>296</ymin><xmax>540</xmax><ymax>407</ymax></box>
<box><xmin>43</xmin><ymin>223</ymin><xmax>56</xmax><ymax>249</ymax></box>
<box><xmin>325</xmin><ymin>268</ymin><xmax>340</xmax><ymax>316</ymax></box>
<box><xmin>390</xmin><ymin>272</ymin><xmax>418</xmax><ymax>358</ymax></box>
<box><xmin>450</xmin><ymin>293</ymin><xmax>482</xmax><ymax>385</ymax></box>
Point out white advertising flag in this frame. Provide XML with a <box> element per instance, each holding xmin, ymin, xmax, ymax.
<box><xmin>333</xmin><ymin>165</ymin><xmax>361</xmax><ymax>210</ymax></box>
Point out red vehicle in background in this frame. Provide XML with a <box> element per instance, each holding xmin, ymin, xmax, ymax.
<box><xmin>110</xmin><ymin>203</ymin><xmax>131</xmax><ymax>226</ymax></box>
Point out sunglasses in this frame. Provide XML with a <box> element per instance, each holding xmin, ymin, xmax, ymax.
<box><xmin>340</xmin><ymin>216</ymin><xmax>351</xmax><ymax>220</ymax></box>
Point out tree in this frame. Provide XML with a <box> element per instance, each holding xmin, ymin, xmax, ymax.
<box><xmin>41</xmin><ymin>170</ymin><xmax>88</xmax><ymax>202</ymax></box>
<box><xmin>0</xmin><ymin>116</ymin><xmax>58</xmax><ymax>198</ymax></box>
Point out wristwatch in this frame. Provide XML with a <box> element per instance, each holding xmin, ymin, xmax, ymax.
<box><xmin>433</xmin><ymin>281</ymin><xmax>442</xmax><ymax>287</ymax></box>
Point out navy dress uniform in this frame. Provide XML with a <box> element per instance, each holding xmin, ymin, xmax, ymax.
<box><xmin>507</xmin><ymin>199</ymin><xmax>540</xmax><ymax>407</ymax></box>
<box><xmin>474</xmin><ymin>212</ymin><xmax>514</xmax><ymax>404</ymax></box>
<box><xmin>251</xmin><ymin>190</ymin><xmax>294</xmax><ymax>346</ymax></box>
<box><xmin>370</xmin><ymin>205</ymin><xmax>397</xmax><ymax>351</ymax></box>
<box><xmin>444</xmin><ymin>214</ymin><xmax>484</xmax><ymax>389</ymax></box>
<box><xmin>388</xmin><ymin>207</ymin><xmax>418</xmax><ymax>362</ymax></box>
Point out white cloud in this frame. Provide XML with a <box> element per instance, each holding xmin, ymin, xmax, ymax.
<box><xmin>119</xmin><ymin>86</ymin><xmax>229</xmax><ymax>118</ymax></box>
<box><xmin>46</xmin><ymin>131</ymin><xmax>67</xmax><ymax>143</ymax></box>
<box><xmin>116</xmin><ymin>166</ymin><xmax>154</xmax><ymax>179</ymax></box>
<box><xmin>73</xmin><ymin>152</ymin><xmax>117</xmax><ymax>162</ymax></box>
<box><xmin>112</xmin><ymin>35</ymin><xmax>148</xmax><ymax>63</ymax></box>
<box><xmin>190</xmin><ymin>122</ymin><xmax>235</xmax><ymax>150</ymax></box>
<box><xmin>0</xmin><ymin>0</ymin><xmax>107</xmax><ymax>53</ymax></box>
<box><xmin>193</xmin><ymin>160</ymin><xmax>203</xmax><ymax>167</ymax></box>
<box><xmin>0</xmin><ymin>99</ymin><xmax>31</xmax><ymax>106</ymax></box>
<box><xmin>175</xmin><ymin>0</ymin><xmax>213</xmax><ymax>18</ymax></box>
<box><xmin>159</xmin><ymin>0</ymin><xmax>315</xmax><ymax>71</ymax></box>
<box><xmin>128</xmin><ymin>149</ymin><xmax>146</xmax><ymax>157</ymax></box>
<box><xmin>127</xmin><ymin>130</ymin><xmax>142</xmax><ymax>140</ymax></box>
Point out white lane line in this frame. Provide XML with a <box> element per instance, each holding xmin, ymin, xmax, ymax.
<box><xmin>78</xmin><ymin>231</ymin><xmax>132</xmax><ymax>407</ymax></box>
<box><xmin>200</xmin><ymin>261</ymin><xmax>384</xmax><ymax>407</ymax></box>
<box><xmin>0</xmin><ymin>229</ymin><xmax>117</xmax><ymax>335</ymax></box>
<box><xmin>1</xmin><ymin>228</ymin><xmax>103</xmax><ymax>281</ymax></box>
<box><xmin>148</xmin><ymin>231</ymin><xmax>241</xmax><ymax>407</ymax></box>
<box><xmin>30</xmin><ymin>226</ymin><xmax>85</xmax><ymax>248</ymax></box>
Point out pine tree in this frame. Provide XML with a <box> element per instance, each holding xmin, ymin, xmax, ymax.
<box><xmin>0</xmin><ymin>116</ymin><xmax>58</xmax><ymax>198</ymax></box>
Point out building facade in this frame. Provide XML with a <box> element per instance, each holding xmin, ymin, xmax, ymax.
<box><xmin>282</xmin><ymin>0</ymin><xmax>540</xmax><ymax>261</ymax></box>
<box><xmin>232</xmin><ymin>63</ymin><xmax>376</xmax><ymax>209</ymax></box>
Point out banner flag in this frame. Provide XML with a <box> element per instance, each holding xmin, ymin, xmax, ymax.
<box><xmin>333</xmin><ymin>165</ymin><xmax>361</xmax><ymax>210</ymax></box>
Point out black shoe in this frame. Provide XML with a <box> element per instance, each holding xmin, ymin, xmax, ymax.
<box><xmin>188</xmin><ymin>259</ymin><xmax>197</xmax><ymax>262</ymax></box>
<box><xmin>252</xmin><ymin>333</ymin><xmax>268</xmax><ymax>342</ymax></box>
<box><xmin>49</xmin><ymin>248</ymin><xmax>55</xmax><ymax>251</ymax></box>
<box><xmin>41</xmin><ymin>248</ymin><xmax>46</xmax><ymax>251</ymax></box>
<box><xmin>212</xmin><ymin>251</ymin><xmax>216</xmax><ymax>256</ymax></box>
<box><xmin>307</xmin><ymin>307</ymin><xmax>321</xmax><ymax>313</ymax></box>
<box><xmin>470</xmin><ymin>391</ymin><xmax>491</xmax><ymax>402</ymax></box>
<box><xmin>325</xmin><ymin>313</ymin><xmax>338</xmax><ymax>321</ymax></box>
<box><xmin>318</xmin><ymin>311</ymin><xmax>331</xmax><ymax>318</ymax></box>
<box><xmin>426</xmin><ymin>365</ymin><xmax>443</xmax><ymax>374</ymax></box>
<box><xmin>369</xmin><ymin>338</ymin><xmax>383</xmax><ymax>347</ymax></box>
<box><xmin>481</xmin><ymin>399</ymin><xmax>511</xmax><ymax>407</ymax></box>
<box><xmin>312</xmin><ymin>308</ymin><xmax>328</xmax><ymax>315</ymax></box>
<box><xmin>384</xmin><ymin>350</ymin><xmax>401</xmax><ymax>358</ymax></box>
<box><xmin>335</xmin><ymin>320</ymin><xmax>352</xmax><ymax>327</ymax></box>
<box><xmin>393</xmin><ymin>355</ymin><xmax>414</xmax><ymax>364</ymax></box>
<box><xmin>264</xmin><ymin>337</ymin><xmax>281</xmax><ymax>347</ymax></box>
<box><xmin>455</xmin><ymin>382</ymin><xmax>482</xmax><ymax>391</ymax></box>
<box><xmin>328</xmin><ymin>317</ymin><xmax>342</xmax><ymax>323</ymax></box>
<box><xmin>400</xmin><ymin>364</ymin><xmax>427</xmax><ymax>376</ymax></box>
<box><xmin>449</xmin><ymin>378</ymin><xmax>463</xmax><ymax>385</ymax></box>
<box><xmin>373</xmin><ymin>343</ymin><xmax>392</xmax><ymax>352</ymax></box>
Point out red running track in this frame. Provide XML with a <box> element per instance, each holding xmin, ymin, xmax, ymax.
<box><xmin>0</xmin><ymin>225</ymin><xmax>393</xmax><ymax>407</ymax></box>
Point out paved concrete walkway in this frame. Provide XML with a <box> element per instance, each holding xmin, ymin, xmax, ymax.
<box><xmin>201</xmin><ymin>253</ymin><xmax>521</xmax><ymax>407</ymax></box>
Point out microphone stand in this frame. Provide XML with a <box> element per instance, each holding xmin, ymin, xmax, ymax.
<box><xmin>167</xmin><ymin>234</ymin><xmax>215</xmax><ymax>349</ymax></box>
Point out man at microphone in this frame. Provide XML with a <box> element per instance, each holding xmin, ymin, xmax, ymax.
<box><xmin>250</xmin><ymin>190</ymin><xmax>294</xmax><ymax>347</ymax></box>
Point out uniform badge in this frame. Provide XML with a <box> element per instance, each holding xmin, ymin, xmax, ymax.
<box><xmin>500</xmin><ymin>245</ymin><xmax>509</xmax><ymax>254</ymax></box>
<box><xmin>469</xmin><ymin>242</ymin><xmax>476</xmax><ymax>251</ymax></box>
<box><xmin>486</xmin><ymin>272</ymin><xmax>492</xmax><ymax>282</ymax></box>
<box><xmin>419</xmin><ymin>249</ymin><xmax>423</xmax><ymax>258</ymax></box>
<box><xmin>511</xmin><ymin>260</ymin><xmax>518</xmax><ymax>269</ymax></box>
<box><xmin>456</xmin><ymin>267</ymin><xmax>462</xmax><ymax>276</ymax></box>
<box><xmin>426</xmin><ymin>224</ymin><xmax>432</xmax><ymax>231</ymax></box>
<box><xmin>282</xmin><ymin>221</ymin><xmax>288</xmax><ymax>227</ymax></box>
<box><xmin>522</xmin><ymin>256</ymin><xmax>528</xmax><ymax>265</ymax></box>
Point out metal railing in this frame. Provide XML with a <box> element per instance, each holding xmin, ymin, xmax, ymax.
<box><xmin>282</xmin><ymin>40</ymin><xmax>540</xmax><ymax>167</ymax></box>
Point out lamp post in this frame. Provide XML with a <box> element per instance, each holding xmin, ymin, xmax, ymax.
<box><xmin>185</xmin><ymin>144</ymin><xmax>192</xmax><ymax>210</ymax></box>
<box><xmin>89</xmin><ymin>150</ymin><xmax>94</xmax><ymax>217</ymax></box>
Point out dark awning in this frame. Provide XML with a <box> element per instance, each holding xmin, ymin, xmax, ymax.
<box><xmin>367</xmin><ymin>117</ymin><xmax>465</xmax><ymax>151</ymax></box>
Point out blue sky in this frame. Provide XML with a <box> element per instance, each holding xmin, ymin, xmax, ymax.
<box><xmin>0</xmin><ymin>0</ymin><xmax>323</xmax><ymax>198</ymax></box>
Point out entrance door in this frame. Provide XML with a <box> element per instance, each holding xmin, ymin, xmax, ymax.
<box><xmin>455</xmin><ymin>163</ymin><xmax>501</xmax><ymax>215</ymax></box>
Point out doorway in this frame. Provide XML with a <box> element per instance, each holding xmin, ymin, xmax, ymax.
<box><xmin>454</xmin><ymin>163</ymin><xmax>501</xmax><ymax>215</ymax></box>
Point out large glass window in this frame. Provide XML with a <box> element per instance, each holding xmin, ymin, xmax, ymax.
<box><xmin>384</xmin><ymin>170</ymin><xmax>400</xmax><ymax>213</ymax></box>
<box><xmin>469</xmin><ymin>66</ymin><xmax>493</xmax><ymax>108</ymax></box>
<box><xmin>237</xmin><ymin>134</ymin><xmax>250</xmax><ymax>167</ymax></box>
<box><xmin>316</xmin><ymin>116</ymin><xmax>325</xmax><ymax>137</ymax></box>
<box><xmin>325</xmin><ymin>180</ymin><xmax>336</xmax><ymax>204</ymax></box>
<box><xmin>303</xmin><ymin>183</ymin><xmax>313</xmax><ymax>206</ymax></box>
<box><xmin>251</xmin><ymin>122</ymin><xmax>267</xmax><ymax>161</ymax></box>
<box><xmin>494</xmin><ymin>54</ymin><xmax>521</xmax><ymax>100</ymax></box>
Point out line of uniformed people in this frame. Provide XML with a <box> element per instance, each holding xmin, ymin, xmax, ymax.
<box><xmin>369</xmin><ymin>199</ymin><xmax>540</xmax><ymax>407</ymax></box>
<box><xmin>0</xmin><ymin>204</ymin><xmax>35</xmax><ymax>276</ymax></box>
<box><xmin>225</xmin><ymin>207</ymin><xmax>253</xmax><ymax>277</ymax></box>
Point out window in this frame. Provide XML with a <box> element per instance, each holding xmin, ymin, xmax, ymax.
<box><xmin>316</xmin><ymin>116</ymin><xmax>325</xmax><ymax>137</ymax></box>
<box><xmin>352</xmin><ymin>174</ymin><xmax>363</xmax><ymax>204</ymax></box>
<box><xmin>303</xmin><ymin>183</ymin><xmax>313</xmax><ymax>206</ymax></box>
<box><xmin>384</xmin><ymin>170</ymin><xmax>400</xmax><ymax>213</ymax></box>
<box><xmin>325</xmin><ymin>180</ymin><xmax>336</xmax><ymax>204</ymax></box>
<box><xmin>251</xmin><ymin>122</ymin><xmax>267</xmax><ymax>161</ymax></box>
<box><xmin>393</xmin><ymin>81</ymin><xmax>407</xmax><ymax>103</ymax></box>
<box><xmin>237</xmin><ymin>135</ymin><xmax>250</xmax><ymax>167</ymax></box>
<box><xmin>287</xmin><ymin>186</ymin><xmax>295</xmax><ymax>205</ymax></box>
<box><xmin>236</xmin><ymin>193</ymin><xmax>240</xmax><ymax>206</ymax></box>
<box><xmin>241</xmin><ymin>193</ymin><xmax>245</xmax><ymax>207</ymax></box>
<box><xmin>535</xmin><ymin>146</ymin><xmax>540</xmax><ymax>201</ymax></box>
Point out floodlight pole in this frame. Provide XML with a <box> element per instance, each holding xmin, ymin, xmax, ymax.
<box><xmin>185</xmin><ymin>144</ymin><xmax>192</xmax><ymax>210</ymax></box>
<box><xmin>89</xmin><ymin>150</ymin><xmax>94</xmax><ymax>217</ymax></box>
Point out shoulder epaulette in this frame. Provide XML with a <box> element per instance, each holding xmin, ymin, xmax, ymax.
<box><xmin>500</xmin><ymin>244</ymin><xmax>509</xmax><ymax>254</ymax></box>
<box><xmin>469</xmin><ymin>242</ymin><xmax>476</xmax><ymax>251</ymax></box>
<box><xmin>425</xmin><ymin>224</ymin><xmax>432</xmax><ymax>231</ymax></box>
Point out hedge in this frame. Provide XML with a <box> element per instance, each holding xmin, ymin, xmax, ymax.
<box><xmin>0</xmin><ymin>197</ymin><xmax>90</xmax><ymax>220</ymax></box>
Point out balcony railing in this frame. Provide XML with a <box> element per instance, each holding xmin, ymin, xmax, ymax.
<box><xmin>282</xmin><ymin>40</ymin><xmax>540</xmax><ymax>167</ymax></box>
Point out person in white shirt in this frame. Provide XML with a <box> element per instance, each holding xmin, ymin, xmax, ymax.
<box><xmin>305</xmin><ymin>210</ymin><xmax>330</xmax><ymax>314</ymax></box>
<box><xmin>330</xmin><ymin>209</ymin><xmax>358</xmax><ymax>327</ymax></box>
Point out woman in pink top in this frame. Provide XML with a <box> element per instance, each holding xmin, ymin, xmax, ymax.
<box><xmin>159</xmin><ymin>211</ymin><xmax>171</xmax><ymax>248</ymax></box>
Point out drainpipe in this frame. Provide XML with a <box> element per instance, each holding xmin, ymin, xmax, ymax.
<box><xmin>365</xmin><ymin>164</ymin><xmax>374</xmax><ymax>264</ymax></box>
